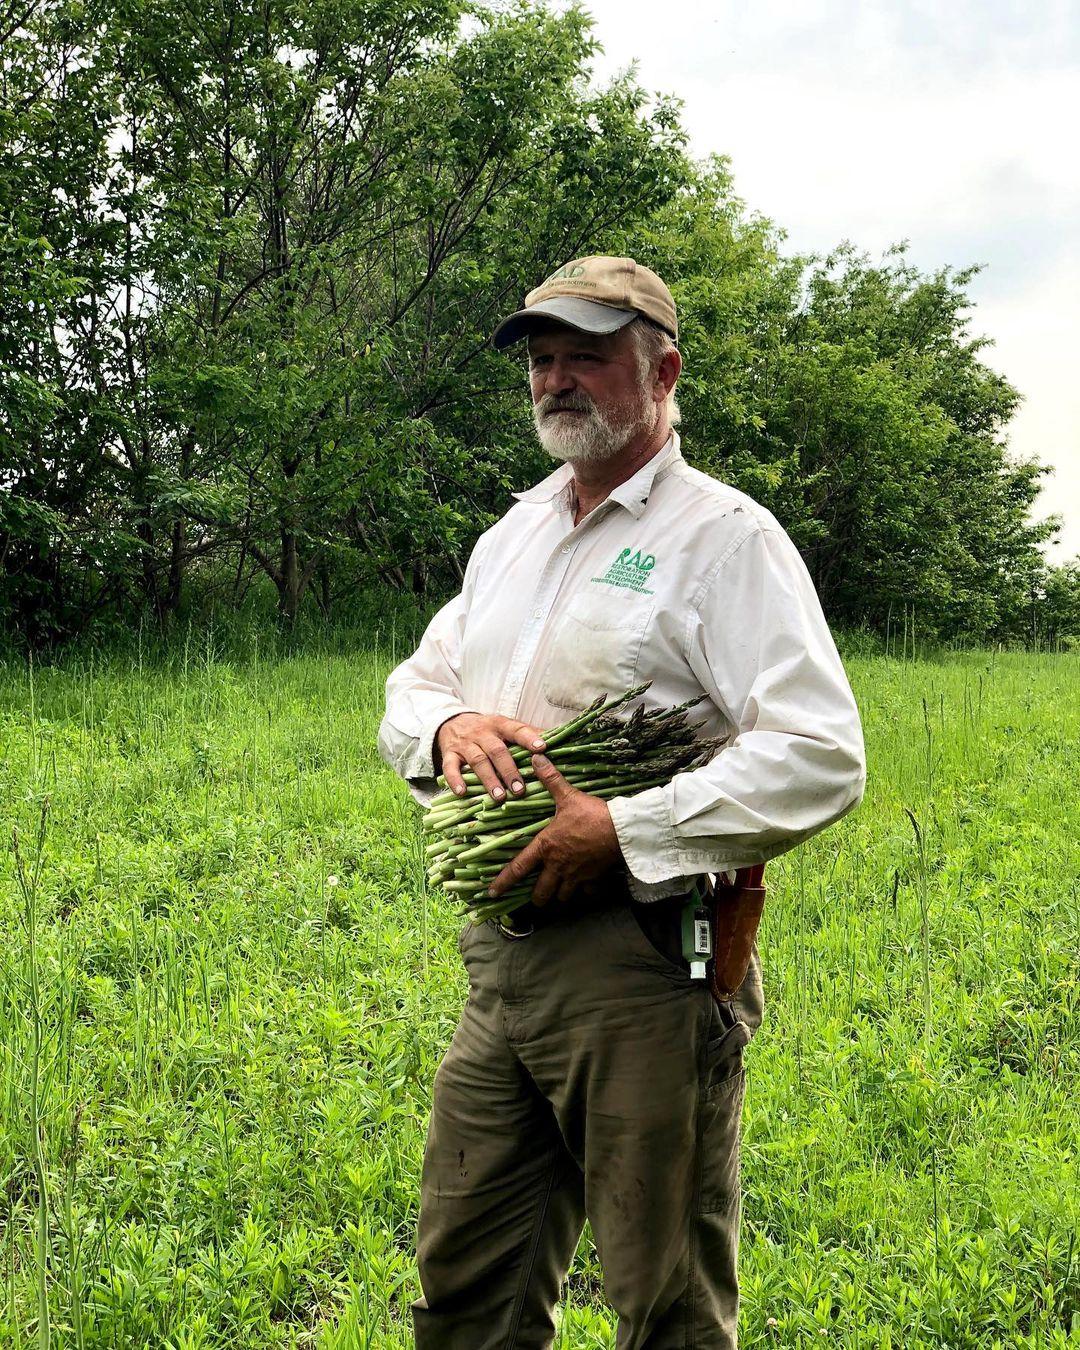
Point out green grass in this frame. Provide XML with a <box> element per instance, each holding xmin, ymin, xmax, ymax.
<box><xmin>0</xmin><ymin>636</ymin><xmax>1077</xmax><ymax>1347</ymax></box>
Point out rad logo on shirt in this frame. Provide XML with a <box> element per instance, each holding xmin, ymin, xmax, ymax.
<box><xmin>591</xmin><ymin>547</ymin><xmax>656</xmax><ymax>595</ymax></box>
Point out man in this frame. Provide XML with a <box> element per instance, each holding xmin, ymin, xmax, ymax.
<box><xmin>377</xmin><ymin>255</ymin><xmax>866</xmax><ymax>1348</ymax></box>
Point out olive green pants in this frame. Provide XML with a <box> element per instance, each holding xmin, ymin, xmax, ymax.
<box><xmin>413</xmin><ymin>892</ymin><xmax>762</xmax><ymax>1349</ymax></box>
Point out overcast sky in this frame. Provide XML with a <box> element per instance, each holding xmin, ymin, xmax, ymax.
<box><xmin>566</xmin><ymin>0</ymin><xmax>1080</xmax><ymax>560</ymax></box>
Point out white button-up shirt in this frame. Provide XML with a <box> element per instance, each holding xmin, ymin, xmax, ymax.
<box><xmin>377</xmin><ymin>431</ymin><xmax>866</xmax><ymax>901</ymax></box>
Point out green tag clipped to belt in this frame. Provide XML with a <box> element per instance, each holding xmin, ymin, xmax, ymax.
<box><xmin>681</xmin><ymin>879</ymin><xmax>713</xmax><ymax>981</ymax></box>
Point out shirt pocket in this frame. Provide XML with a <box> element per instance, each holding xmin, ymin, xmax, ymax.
<box><xmin>541</xmin><ymin>585</ymin><xmax>656</xmax><ymax>711</ymax></box>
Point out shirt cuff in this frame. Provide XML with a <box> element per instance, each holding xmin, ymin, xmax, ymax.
<box><xmin>607</xmin><ymin>789</ymin><xmax>744</xmax><ymax>895</ymax></box>
<box><xmin>607</xmin><ymin>786</ymin><xmax>681</xmax><ymax>886</ymax></box>
<box><xmin>409</xmin><ymin>703</ymin><xmax>479</xmax><ymax>782</ymax></box>
<box><xmin>406</xmin><ymin>777</ymin><xmax>440</xmax><ymax>809</ymax></box>
<box><xmin>399</xmin><ymin>703</ymin><xmax>481</xmax><ymax>811</ymax></box>
<box><xmin>622</xmin><ymin>872</ymin><xmax>697</xmax><ymax>902</ymax></box>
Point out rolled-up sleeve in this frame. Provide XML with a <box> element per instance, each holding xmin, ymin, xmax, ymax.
<box><xmin>376</xmin><ymin>536</ymin><xmax>489</xmax><ymax>802</ymax></box>
<box><xmin>607</xmin><ymin>523</ymin><xmax>866</xmax><ymax>885</ymax></box>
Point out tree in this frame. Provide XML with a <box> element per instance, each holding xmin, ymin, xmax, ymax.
<box><xmin>0</xmin><ymin>0</ymin><xmax>143</xmax><ymax>643</ymax></box>
<box><xmin>633</xmin><ymin>177</ymin><xmax>1066</xmax><ymax>643</ymax></box>
<box><xmin>1027</xmin><ymin>560</ymin><xmax>1080</xmax><ymax>650</ymax></box>
<box><xmin>118</xmin><ymin>0</ymin><xmax>687</xmax><ymax>619</ymax></box>
<box><xmin>1</xmin><ymin>0</ymin><xmax>688</xmax><ymax>638</ymax></box>
<box><xmin>2</xmin><ymin>3</ymin><xmax>1074</xmax><ymax>647</ymax></box>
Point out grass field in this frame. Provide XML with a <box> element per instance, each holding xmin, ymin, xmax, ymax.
<box><xmin>0</xmin><ymin>633</ymin><xmax>1077</xmax><ymax>1347</ymax></box>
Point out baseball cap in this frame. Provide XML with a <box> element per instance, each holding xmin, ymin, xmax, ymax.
<box><xmin>490</xmin><ymin>255</ymin><xmax>678</xmax><ymax>350</ymax></box>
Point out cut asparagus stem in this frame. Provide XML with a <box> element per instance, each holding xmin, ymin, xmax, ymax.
<box><xmin>424</xmin><ymin>683</ymin><xmax>716</xmax><ymax>921</ymax></box>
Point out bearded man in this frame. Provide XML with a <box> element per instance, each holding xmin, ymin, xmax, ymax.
<box><xmin>378</xmin><ymin>256</ymin><xmax>866</xmax><ymax>1348</ymax></box>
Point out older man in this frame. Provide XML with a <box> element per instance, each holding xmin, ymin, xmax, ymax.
<box><xmin>378</xmin><ymin>255</ymin><xmax>866</xmax><ymax>1348</ymax></box>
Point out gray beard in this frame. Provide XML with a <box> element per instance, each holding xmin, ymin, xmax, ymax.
<box><xmin>532</xmin><ymin>395</ymin><xmax>654</xmax><ymax>465</ymax></box>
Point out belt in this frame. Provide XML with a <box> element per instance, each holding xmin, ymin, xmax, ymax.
<box><xmin>493</xmin><ymin>896</ymin><xmax>605</xmax><ymax>939</ymax></box>
<box><xmin>493</xmin><ymin>911</ymin><xmax>539</xmax><ymax>940</ymax></box>
<box><xmin>492</xmin><ymin>873</ymin><xmax>634</xmax><ymax>940</ymax></box>
<box><xmin>491</xmin><ymin>869</ymin><xmax>768</xmax><ymax>999</ymax></box>
<box><xmin>491</xmin><ymin>874</ymin><xmax>688</xmax><ymax>959</ymax></box>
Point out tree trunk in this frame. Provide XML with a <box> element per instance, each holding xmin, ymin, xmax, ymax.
<box><xmin>280</xmin><ymin>525</ymin><xmax>300</xmax><ymax>621</ymax></box>
<box><xmin>317</xmin><ymin>558</ymin><xmax>331</xmax><ymax>614</ymax></box>
<box><xmin>136</xmin><ymin>517</ymin><xmax>162</xmax><ymax>619</ymax></box>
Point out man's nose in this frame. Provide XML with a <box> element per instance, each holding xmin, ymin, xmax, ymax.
<box><xmin>542</xmin><ymin>357</ymin><xmax>576</xmax><ymax>394</ymax></box>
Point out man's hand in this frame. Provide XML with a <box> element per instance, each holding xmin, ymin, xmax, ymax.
<box><xmin>436</xmin><ymin>712</ymin><xmax>548</xmax><ymax>802</ymax></box>
<box><xmin>487</xmin><ymin>754</ymin><xmax>623</xmax><ymax>908</ymax></box>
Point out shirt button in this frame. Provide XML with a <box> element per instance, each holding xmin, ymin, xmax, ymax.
<box><xmin>532</xmin><ymin>607</ymin><xmax>544</xmax><ymax>619</ymax></box>
<box><xmin>561</xmin><ymin>544</ymin><xmax>571</xmax><ymax>554</ymax></box>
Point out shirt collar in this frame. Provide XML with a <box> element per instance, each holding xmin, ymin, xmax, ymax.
<box><xmin>511</xmin><ymin>430</ymin><xmax>682</xmax><ymax>521</ymax></box>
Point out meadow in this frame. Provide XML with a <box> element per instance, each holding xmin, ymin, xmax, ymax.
<box><xmin>0</xmin><ymin>629</ymin><xmax>1077</xmax><ymax>1347</ymax></box>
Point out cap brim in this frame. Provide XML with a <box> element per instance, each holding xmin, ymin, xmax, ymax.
<box><xmin>490</xmin><ymin>296</ymin><xmax>638</xmax><ymax>350</ymax></box>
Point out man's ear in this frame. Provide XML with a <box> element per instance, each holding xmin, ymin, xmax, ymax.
<box><xmin>656</xmin><ymin>347</ymin><xmax>682</xmax><ymax>401</ymax></box>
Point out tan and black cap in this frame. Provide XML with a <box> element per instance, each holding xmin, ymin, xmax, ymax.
<box><xmin>491</xmin><ymin>255</ymin><xmax>678</xmax><ymax>349</ymax></box>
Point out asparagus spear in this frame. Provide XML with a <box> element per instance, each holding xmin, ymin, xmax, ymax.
<box><xmin>422</xmin><ymin>683</ymin><xmax>724</xmax><ymax>922</ymax></box>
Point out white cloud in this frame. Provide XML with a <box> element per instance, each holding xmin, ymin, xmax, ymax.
<box><xmin>568</xmin><ymin>0</ymin><xmax>1080</xmax><ymax>558</ymax></box>
<box><xmin>974</xmin><ymin>255</ymin><xmax>1080</xmax><ymax>562</ymax></box>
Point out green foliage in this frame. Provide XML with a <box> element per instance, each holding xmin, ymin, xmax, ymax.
<box><xmin>631</xmin><ymin>169</ymin><xmax>1067</xmax><ymax>644</ymax></box>
<box><xmin>0</xmin><ymin>641</ymin><xmax>1077</xmax><ymax>1344</ymax></box>
<box><xmin>0</xmin><ymin>0</ymin><xmax>138</xmax><ymax>641</ymax></box>
<box><xmin>2</xmin><ymin>0</ymin><xmax>686</xmax><ymax>639</ymax></box>
<box><xmin>1031</xmin><ymin>560</ymin><xmax>1080</xmax><ymax>649</ymax></box>
<box><xmin>1</xmin><ymin>1</ymin><xmax>1074</xmax><ymax>648</ymax></box>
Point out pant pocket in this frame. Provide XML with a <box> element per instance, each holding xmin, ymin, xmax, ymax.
<box><xmin>609</xmin><ymin>899</ymin><xmax>689</xmax><ymax>982</ymax></box>
<box><xmin>697</xmin><ymin>1022</ymin><xmax>749</xmax><ymax>1215</ymax></box>
<box><xmin>457</xmin><ymin>919</ymin><xmax>474</xmax><ymax>955</ymax></box>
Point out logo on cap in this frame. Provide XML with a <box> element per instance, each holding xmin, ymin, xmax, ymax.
<box><xmin>541</xmin><ymin>264</ymin><xmax>586</xmax><ymax>286</ymax></box>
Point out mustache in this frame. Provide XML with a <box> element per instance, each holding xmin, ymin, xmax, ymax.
<box><xmin>536</xmin><ymin>393</ymin><xmax>596</xmax><ymax>418</ymax></box>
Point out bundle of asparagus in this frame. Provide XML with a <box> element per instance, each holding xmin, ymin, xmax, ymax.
<box><xmin>423</xmin><ymin>682</ymin><xmax>725</xmax><ymax>924</ymax></box>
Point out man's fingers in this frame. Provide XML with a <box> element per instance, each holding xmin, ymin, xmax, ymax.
<box><xmin>460</xmin><ymin>744</ymin><xmax>508</xmax><ymax>802</ymax></box>
<box><xmin>530</xmin><ymin>864</ymin><xmax>560</xmax><ymax>909</ymax></box>
<box><xmin>487</xmin><ymin>837</ymin><xmax>543</xmax><ymax>899</ymax></box>
<box><xmin>530</xmin><ymin>753</ymin><xmax>574</xmax><ymax>803</ymax></box>
<box><xmin>479</xmin><ymin>735</ymin><xmax>526</xmax><ymax>797</ymax></box>
<box><xmin>442</xmin><ymin>722</ymin><xmax>554</xmax><ymax>802</ymax></box>
<box><xmin>442</xmin><ymin>751</ymin><xmax>467</xmax><ymax>797</ymax></box>
<box><xmin>499</xmin><ymin>718</ymin><xmax>547</xmax><ymax>753</ymax></box>
<box><xmin>555</xmin><ymin>875</ymin><xmax>578</xmax><ymax>906</ymax></box>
